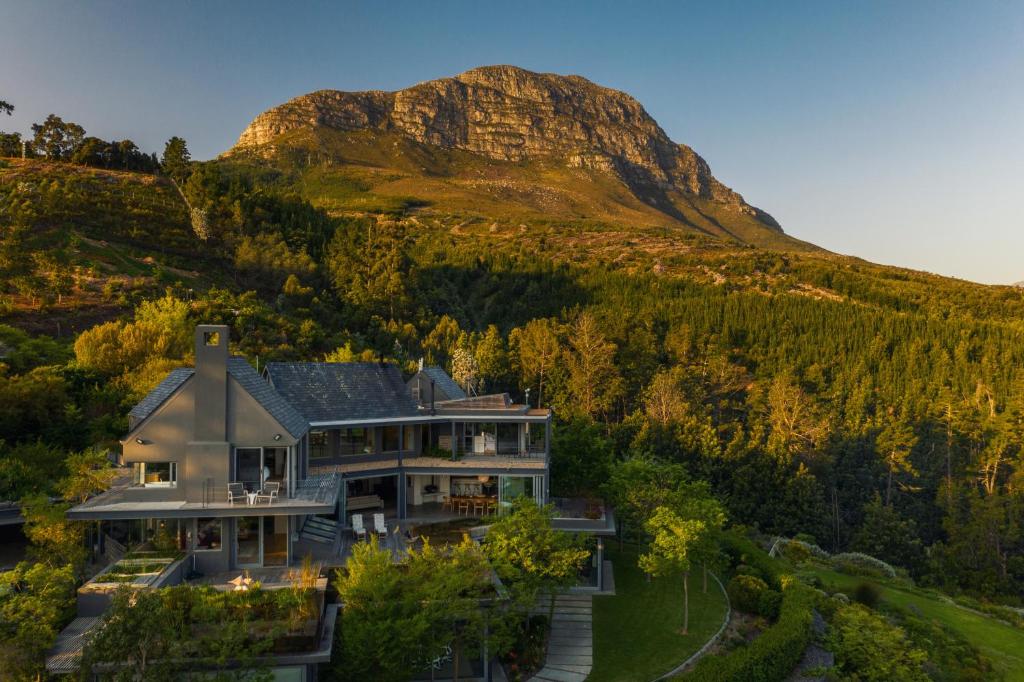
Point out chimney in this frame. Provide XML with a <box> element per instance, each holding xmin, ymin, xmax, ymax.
<box><xmin>193</xmin><ymin>324</ymin><xmax>229</xmax><ymax>442</ymax></box>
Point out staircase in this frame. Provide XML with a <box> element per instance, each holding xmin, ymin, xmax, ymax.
<box><xmin>300</xmin><ymin>516</ymin><xmax>340</xmax><ymax>544</ymax></box>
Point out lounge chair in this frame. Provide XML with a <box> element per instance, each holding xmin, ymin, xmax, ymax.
<box><xmin>255</xmin><ymin>481</ymin><xmax>280</xmax><ymax>505</ymax></box>
<box><xmin>351</xmin><ymin>514</ymin><xmax>367</xmax><ymax>541</ymax></box>
<box><xmin>227</xmin><ymin>482</ymin><xmax>246</xmax><ymax>505</ymax></box>
<box><xmin>373</xmin><ymin>513</ymin><xmax>388</xmax><ymax>539</ymax></box>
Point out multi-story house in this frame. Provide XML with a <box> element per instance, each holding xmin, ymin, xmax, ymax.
<box><xmin>264</xmin><ymin>360</ymin><xmax>551</xmax><ymax>529</ymax></box>
<box><xmin>66</xmin><ymin>325</ymin><xmax>340</xmax><ymax>573</ymax></box>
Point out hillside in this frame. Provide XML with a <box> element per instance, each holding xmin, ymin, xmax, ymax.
<box><xmin>224</xmin><ymin>65</ymin><xmax>804</xmax><ymax>249</ymax></box>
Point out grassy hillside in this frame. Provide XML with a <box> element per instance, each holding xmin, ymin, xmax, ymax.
<box><xmin>0</xmin><ymin>159</ymin><xmax>221</xmax><ymax>334</ymax></box>
<box><xmin>223</xmin><ymin>127</ymin><xmax>808</xmax><ymax>251</ymax></box>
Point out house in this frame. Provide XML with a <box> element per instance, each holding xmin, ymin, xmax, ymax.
<box><xmin>264</xmin><ymin>360</ymin><xmax>551</xmax><ymax>528</ymax></box>
<box><xmin>66</xmin><ymin>325</ymin><xmax>340</xmax><ymax>574</ymax></box>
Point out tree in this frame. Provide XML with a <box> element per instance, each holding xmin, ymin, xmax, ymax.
<box><xmin>59</xmin><ymin>446</ymin><xmax>116</xmax><ymax>504</ymax></box>
<box><xmin>483</xmin><ymin>497</ymin><xmax>589</xmax><ymax>625</ymax></box>
<box><xmin>332</xmin><ymin>536</ymin><xmax>494</xmax><ymax>682</ymax></box>
<box><xmin>450</xmin><ymin>346</ymin><xmax>480</xmax><ymax>395</ymax></box>
<box><xmin>639</xmin><ymin>506</ymin><xmax>707</xmax><ymax>634</ymax></box>
<box><xmin>84</xmin><ymin>586</ymin><xmax>179</xmax><ymax>681</ymax></box>
<box><xmin>161</xmin><ymin>136</ymin><xmax>192</xmax><ymax>183</ymax></box>
<box><xmin>0</xmin><ymin>131</ymin><xmax>22</xmax><ymax>157</ymax></box>
<box><xmin>0</xmin><ymin>561</ymin><xmax>76</xmax><ymax>680</ymax></box>
<box><xmin>0</xmin><ymin>100</ymin><xmax>12</xmax><ymax>115</ymax></box>
<box><xmin>30</xmin><ymin>114</ymin><xmax>85</xmax><ymax>160</ymax></box>
<box><xmin>828</xmin><ymin>603</ymin><xmax>928</xmax><ymax>681</ymax></box>
<box><xmin>564</xmin><ymin>312</ymin><xmax>623</xmax><ymax>419</ymax></box>
<box><xmin>876</xmin><ymin>415</ymin><xmax>918</xmax><ymax>506</ymax></box>
<box><xmin>511</xmin><ymin>318</ymin><xmax>561</xmax><ymax>408</ymax></box>
<box><xmin>21</xmin><ymin>494</ymin><xmax>88</xmax><ymax>574</ymax></box>
<box><xmin>852</xmin><ymin>495</ymin><xmax>925</xmax><ymax>575</ymax></box>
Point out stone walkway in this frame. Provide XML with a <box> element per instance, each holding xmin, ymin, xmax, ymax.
<box><xmin>529</xmin><ymin>594</ymin><xmax>593</xmax><ymax>682</ymax></box>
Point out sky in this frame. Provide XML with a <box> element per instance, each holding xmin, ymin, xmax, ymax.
<box><xmin>2</xmin><ymin>1</ymin><xmax>1022</xmax><ymax>284</ymax></box>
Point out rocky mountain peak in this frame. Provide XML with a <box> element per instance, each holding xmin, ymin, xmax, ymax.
<box><xmin>231</xmin><ymin>65</ymin><xmax>780</xmax><ymax>231</ymax></box>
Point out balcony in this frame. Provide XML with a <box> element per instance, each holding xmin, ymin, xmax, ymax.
<box><xmin>67</xmin><ymin>473</ymin><xmax>341</xmax><ymax>521</ymax></box>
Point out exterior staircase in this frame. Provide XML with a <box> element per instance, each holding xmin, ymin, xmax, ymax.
<box><xmin>300</xmin><ymin>516</ymin><xmax>340</xmax><ymax>544</ymax></box>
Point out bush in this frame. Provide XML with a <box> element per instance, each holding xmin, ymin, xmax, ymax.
<box><xmin>735</xmin><ymin>563</ymin><xmax>764</xmax><ymax>581</ymax></box>
<box><xmin>852</xmin><ymin>581</ymin><xmax>881</xmax><ymax>608</ymax></box>
<box><xmin>727</xmin><ymin>574</ymin><xmax>769</xmax><ymax>615</ymax></box>
<box><xmin>827</xmin><ymin>603</ymin><xmax>927</xmax><ymax>681</ymax></box>
<box><xmin>758</xmin><ymin>589</ymin><xmax>783</xmax><ymax>620</ymax></box>
<box><xmin>721</xmin><ymin>532</ymin><xmax>781</xmax><ymax>589</ymax></box>
<box><xmin>685</xmin><ymin>579</ymin><xmax>816</xmax><ymax>682</ymax></box>
<box><xmin>832</xmin><ymin>552</ymin><xmax>897</xmax><ymax>579</ymax></box>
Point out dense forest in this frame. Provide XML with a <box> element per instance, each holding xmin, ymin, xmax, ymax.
<box><xmin>4</xmin><ymin>106</ymin><xmax>1024</xmax><ymax>677</ymax></box>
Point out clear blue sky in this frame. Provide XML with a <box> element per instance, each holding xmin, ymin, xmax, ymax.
<box><xmin>2</xmin><ymin>1</ymin><xmax>1022</xmax><ymax>284</ymax></box>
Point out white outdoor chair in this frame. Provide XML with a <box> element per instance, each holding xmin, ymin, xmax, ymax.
<box><xmin>373</xmin><ymin>513</ymin><xmax>388</xmax><ymax>539</ymax></box>
<box><xmin>227</xmin><ymin>482</ymin><xmax>246</xmax><ymax>505</ymax></box>
<box><xmin>255</xmin><ymin>481</ymin><xmax>280</xmax><ymax>505</ymax></box>
<box><xmin>351</xmin><ymin>514</ymin><xmax>367</xmax><ymax>541</ymax></box>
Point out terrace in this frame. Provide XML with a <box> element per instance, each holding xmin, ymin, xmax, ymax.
<box><xmin>67</xmin><ymin>473</ymin><xmax>341</xmax><ymax>520</ymax></box>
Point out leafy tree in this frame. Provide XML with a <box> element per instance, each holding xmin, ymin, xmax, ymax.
<box><xmin>852</xmin><ymin>495</ymin><xmax>925</xmax><ymax>575</ymax></box>
<box><xmin>875</xmin><ymin>414</ymin><xmax>918</xmax><ymax>506</ymax></box>
<box><xmin>549</xmin><ymin>418</ymin><xmax>614</xmax><ymax>497</ymax></box>
<box><xmin>0</xmin><ymin>100</ymin><xmax>12</xmax><ymax>115</ymax></box>
<box><xmin>510</xmin><ymin>318</ymin><xmax>562</xmax><ymax>408</ymax></box>
<box><xmin>161</xmin><ymin>136</ymin><xmax>192</xmax><ymax>182</ymax></box>
<box><xmin>84</xmin><ymin>587</ymin><xmax>179</xmax><ymax>681</ymax></box>
<box><xmin>639</xmin><ymin>506</ymin><xmax>707</xmax><ymax>634</ymax></box>
<box><xmin>828</xmin><ymin>603</ymin><xmax>928</xmax><ymax>681</ymax></box>
<box><xmin>483</xmin><ymin>497</ymin><xmax>589</xmax><ymax>625</ymax></box>
<box><xmin>0</xmin><ymin>561</ymin><xmax>76</xmax><ymax>680</ymax></box>
<box><xmin>0</xmin><ymin>131</ymin><xmax>22</xmax><ymax>157</ymax></box>
<box><xmin>31</xmin><ymin>114</ymin><xmax>85</xmax><ymax>160</ymax></box>
<box><xmin>564</xmin><ymin>311</ymin><xmax>623</xmax><ymax>419</ymax></box>
<box><xmin>21</xmin><ymin>494</ymin><xmax>88</xmax><ymax>574</ymax></box>
<box><xmin>59</xmin><ymin>446</ymin><xmax>116</xmax><ymax>504</ymax></box>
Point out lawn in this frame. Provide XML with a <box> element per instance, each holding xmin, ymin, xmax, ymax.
<box><xmin>807</xmin><ymin>566</ymin><xmax>1024</xmax><ymax>681</ymax></box>
<box><xmin>590</xmin><ymin>546</ymin><xmax>728</xmax><ymax>682</ymax></box>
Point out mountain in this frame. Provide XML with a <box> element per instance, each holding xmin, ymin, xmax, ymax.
<box><xmin>226</xmin><ymin>65</ymin><xmax>804</xmax><ymax>249</ymax></box>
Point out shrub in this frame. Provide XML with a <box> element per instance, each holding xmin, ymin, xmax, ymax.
<box><xmin>721</xmin><ymin>532</ymin><xmax>781</xmax><ymax>589</ymax></box>
<box><xmin>852</xmin><ymin>581</ymin><xmax>881</xmax><ymax>608</ymax></box>
<box><xmin>832</xmin><ymin>552</ymin><xmax>897</xmax><ymax>579</ymax></box>
<box><xmin>728</xmin><ymin>574</ymin><xmax>770</xmax><ymax>615</ymax></box>
<box><xmin>685</xmin><ymin>579</ymin><xmax>816</xmax><ymax>682</ymax></box>
<box><xmin>758</xmin><ymin>589</ymin><xmax>783</xmax><ymax>620</ymax></box>
<box><xmin>827</xmin><ymin>604</ymin><xmax>927</xmax><ymax>681</ymax></box>
<box><xmin>735</xmin><ymin>563</ymin><xmax>764</xmax><ymax>581</ymax></box>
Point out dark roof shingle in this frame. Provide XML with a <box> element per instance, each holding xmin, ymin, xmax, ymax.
<box><xmin>265</xmin><ymin>362</ymin><xmax>420</xmax><ymax>423</ymax></box>
<box><xmin>227</xmin><ymin>357</ymin><xmax>309</xmax><ymax>438</ymax></box>
<box><xmin>128</xmin><ymin>367</ymin><xmax>194</xmax><ymax>424</ymax></box>
<box><xmin>126</xmin><ymin>359</ymin><xmax>309</xmax><ymax>439</ymax></box>
<box><xmin>417</xmin><ymin>366</ymin><xmax>467</xmax><ymax>402</ymax></box>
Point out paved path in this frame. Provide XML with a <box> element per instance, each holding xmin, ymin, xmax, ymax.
<box><xmin>529</xmin><ymin>594</ymin><xmax>593</xmax><ymax>682</ymax></box>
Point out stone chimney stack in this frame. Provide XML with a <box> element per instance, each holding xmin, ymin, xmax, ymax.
<box><xmin>193</xmin><ymin>324</ymin><xmax>229</xmax><ymax>442</ymax></box>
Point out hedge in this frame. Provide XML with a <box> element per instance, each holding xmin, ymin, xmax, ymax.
<box><xmin>720</xmin><ymin>532</ymin><xmax>782</xmax><ymax>589</ymax></box>
<box><xmin>728</xmin><ymin>574</ymin><xmax>769</xmax><ymax>615</ymax></box>
<box><xmin>683</xmin><ymin>578</ymin><xmax>816</xmax><ymax>682</ymax></box>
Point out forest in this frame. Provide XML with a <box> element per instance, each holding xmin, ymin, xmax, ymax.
<box><xmin>4</xmin><ymin>108</ymin><xmax>1024</xmax><ymax>677</ymax></box>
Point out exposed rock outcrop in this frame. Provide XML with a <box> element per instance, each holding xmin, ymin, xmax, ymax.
<box><xmin>232</xmin><ymin>65</ymin><xmax>779</xmax><ymax>230</ymax></box>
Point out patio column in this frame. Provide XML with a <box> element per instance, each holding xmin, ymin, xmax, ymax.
<box><xmin>451</xmin><ymin>421</ymin><xmax>457</xmax><ymax>461</ymax></box>
<box><xmin>597</xmin><ymin>537</ymin><xmax>604</xmax><ymax>591</ymax></box>
<box><xmin>398</xmin><ymin>472</ymin><xmax>407</xmax><ymax>520</ymax></box>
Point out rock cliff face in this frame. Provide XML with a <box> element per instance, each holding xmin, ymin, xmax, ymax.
<box><xmin>232</xmin><ymin>65</ymin><xmax>779</xmax><ymax>230</ymax></box>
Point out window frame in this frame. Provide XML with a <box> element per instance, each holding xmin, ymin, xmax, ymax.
<box><xmin>131</xmin><ymin>461</ymin><xmax>177</xmax><ymax>488</ymax></box>
<box><xmin>194</xmin><ymin>517</ymin><xmax>223</xmax><ymax>552</ymax></box>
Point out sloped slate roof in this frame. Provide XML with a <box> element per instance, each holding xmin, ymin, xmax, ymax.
<box><xmin>420</xmin><ymin>366</ymin><xmax>467</xmax><ymax>401</ymax></box>
<box><xmin>126</xmin><ymin>359</ymin><xmax>309</xmax><ymax>439</ymax></box>
<box><xmin>227</xmin><ymin>357</ymin><xmax>309</xmax><ymax>438</ymax></box>
<box><xmin>265</xmin><ymin>362</ymin><xmax>420</xmax><ymax>423</ymax></box>
<box><xmin>128</xmin><ymin>367</ymin><xmax>194</xmax><ymax>423</ymax></box>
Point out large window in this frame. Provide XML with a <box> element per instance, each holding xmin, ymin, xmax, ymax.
<box><xmin>527</xmin><ymin>423</ymin><xmax>546</xmax><ymax>454</ymax></box>
<box><xmin>195</xmin><ymin>518</ymin><xmax>222</xmax><ymax>551</ymax></box>
<box><xmin>340</xmin><ymin>428</ymin><xmax>373</xmax><ymax>455</ymax></box>
<box><xmin>382</xmin><ymin>425</ymin><xmax>400</xmax><ymax>452</ymax></box>
<box><xmin>404</xmin><ymin>425</ymin><xmax>416</xmax><ymax>453</ymax></box>
<box><xmin>310</xmin><ymin>430</ymin><xmax>328</xmax><ymax>459</ymax></box>
<box><xmin>131</xmin><ymin>462</ymin><xmax>176</xmax><ymax>488</ymax></box>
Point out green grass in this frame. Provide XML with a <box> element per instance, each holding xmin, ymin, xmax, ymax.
<box><xmin>590</xmin><ymin>546</ymin><xmax>728</xmax><ymax>682</ymax></box>
<box><xmin>806</xmin><ymin>566</ymin><xmax>1024</xmax><ymax>681</ymax></box>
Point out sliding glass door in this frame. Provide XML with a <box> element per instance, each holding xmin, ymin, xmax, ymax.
<box><xmin>234</xmin><ymin>447</ymin><xmax>289</xmax><ymax>493</ymax></box>
<box><xmin>236</xmin><ymin>516</ymin><xmax>289</xmax><ymax>568</ymax></box>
